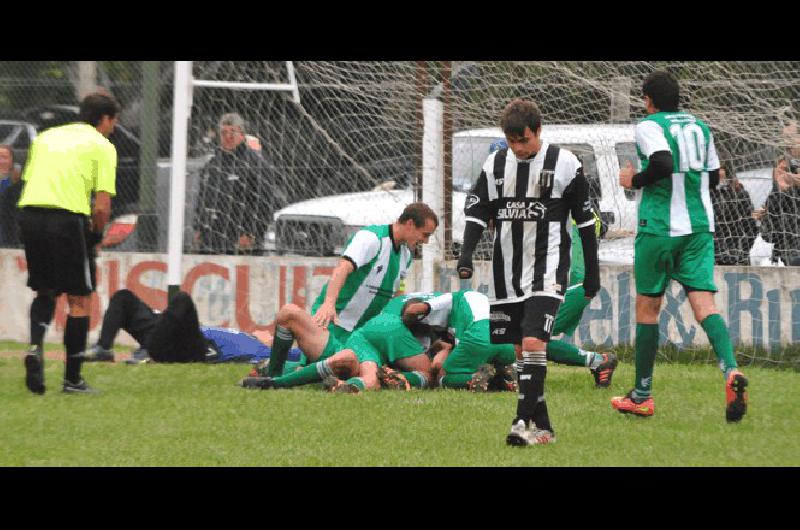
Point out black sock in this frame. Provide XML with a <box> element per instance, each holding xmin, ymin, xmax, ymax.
<box><xmin>64</xmin><ymin>316</ymin><xmax>89</xmax><ymax>384</ymax></box>
<box><xmin>515</xmin><ymin>352</ymin><xmax>546</xmax><ymax>425</ymax></box>
<box><xmin>30</xmin><ymin>294</ymin><xmax>56</xmax><ymax>349</ymax></box>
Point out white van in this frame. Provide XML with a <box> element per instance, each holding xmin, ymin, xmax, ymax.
<box><xmin>267</xmin><ymin>124</ymin><xmax>640</xmax><ymax>256</ymax></box>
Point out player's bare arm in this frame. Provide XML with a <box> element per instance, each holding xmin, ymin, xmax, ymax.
<box><xmin>312</xmin><ymin>258</ymin><xmax>355</xmax><ymax>328</ymax></box>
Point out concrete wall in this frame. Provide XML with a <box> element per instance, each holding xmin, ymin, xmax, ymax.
<box><xmin>1</xmin><ymin>249</ymin><xmax>798</xmax><ymax>350</ymax></box>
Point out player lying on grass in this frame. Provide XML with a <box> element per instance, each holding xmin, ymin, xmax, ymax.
<box><xmin>80</xmin><ymin>289</ymin><xmax>303</xmax><ymax>364</ymax></box>
<box><xmin>239</xmin><ymin>298</ymin><xmax>433</xmax><ymax>392</ymax></box>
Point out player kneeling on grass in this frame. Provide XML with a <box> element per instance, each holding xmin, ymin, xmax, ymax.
<box><xmin>240</xmin><ymin>299</ymin><xmax>433</xmax><ymax>392</ymax></box>
<box><xmin>398</xmin><ymin>290</ymin><xmax>517</xmax><ymax>392</ymax></box>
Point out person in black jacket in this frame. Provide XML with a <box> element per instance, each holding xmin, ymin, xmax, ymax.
<box><xmin>192</xmin><ymin>113</ymin><xmax>277</xmax><ymax>255</ymax></box>
<box><xmin>710</xmin><ymin>163</ymin><xmax>758</xmax><ymax>265</ymax></box>
<box><xmin>759</xmin><ymin>157</ymin><xmax>800</xmax><ymax>266</ymax></box>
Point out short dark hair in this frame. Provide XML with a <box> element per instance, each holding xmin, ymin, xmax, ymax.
<box><xmin>642</xmin><ymin>70</ymin><xmax>680</xmax><ymax>112</ymax></box>
<box><xmin>500</xmin><ymin>98</ymin><xmax>542</xmax><ymax>137</ymax></box>
<box><xmin>79</xmin><ymin>92</ymin><xmax>121</xmax><ymax>127</ymax></box>
<box><xmin>399</xmin><ymin>202</ymin><xmax>438</xmax><ymax>228</ymax></box>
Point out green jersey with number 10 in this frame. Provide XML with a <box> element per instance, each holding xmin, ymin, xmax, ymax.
<box><xmin>635</xmin><ymin>112</ymin><xmax>720</xmax><ymax>237</ymax></box>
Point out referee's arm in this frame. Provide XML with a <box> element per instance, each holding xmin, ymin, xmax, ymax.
<box><xmin>92</xmin><ymin>191</ymin><xmax>112</xmax><ymax>233</ymax></box>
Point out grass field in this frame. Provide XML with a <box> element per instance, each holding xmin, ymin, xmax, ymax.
<box><xmin>1</xmin><ymin>343</ymin><xmax>798</xmax><ymax>467</ymax></box>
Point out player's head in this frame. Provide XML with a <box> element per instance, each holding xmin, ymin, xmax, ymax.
<box><xmin>80</xmin><ymin>92</ymin><xmax>121</xmax><ymax>137</ymax></box>
<box><xmin>219</xmin><ymin>112</ymin><xmax>246</xmax><ymax>152</ymax></box>
<box><xmin>401</xmin><ymin>297</ymin><xmax>431</xmax><ymax>333</ymax></box>
<box><xmin>397</xmin><ymin>202</ymin><xmax>438</xmax><ymax>248</ymax></box>
<box><xmin>642</xmin><ymin>70</ymin><xmax>680</xmax><ymax>113</ymax></box>
<box><xmin>0</xmin><ymin>144</ymin><xmax>13</xmax><ymax>174</ymax></box>
<box><xmin>500</xmin><ymin>98</ymin><xmax>542</xmax><ymax>160</ymax></box>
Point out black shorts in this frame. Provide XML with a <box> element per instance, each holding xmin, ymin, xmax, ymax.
<box><xmin>489</xmin><ymin>296</ymin><xmax>563</xmax><ymax>344</ymax></box>
<box><xmin>19</xmin><ymin>207</ymin><xmax>96</xmax><ymax>296</ymax></box>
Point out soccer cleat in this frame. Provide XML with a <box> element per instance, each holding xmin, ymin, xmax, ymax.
<box><xmin>62</xmin><ymin>379</ymin><xmax>98</xmax><ymax>394</ymax></box>
<box><xmin>527</xmin><ymin>428</ymin><xmax>557</xmax><ymax>445</ymax></box>
<box><xmin>124</xmin><ymin>348</ymin><xmax>151</xmax><ymax>365</ymax></box>
<box><xmin>466</xmin><ymin>363</ymin><xmax>496</xmax><ymax>392</ymax></box>
<box><xmin>377</xmin><ymin>366</ymin><xmax>411</xmax><ymax>391</ymax></box>
<box><xmin>506</xmin><ymin>419</ymin><xmax>531</xmax><ymax>446</ymax></box>
<box><xmin>323</xmin><ymin>376</ymin><xmax>360</xmax><ymax>394</ymax></box>
<box><xmin>24</xmin><ymin>346</ymin><xmax>45</xmax><ymax>395</ymax></box>
<box><xmin>239</xmin><ymin>376</ymin><xmax>276</xmax><ymax>390</ymax></box>
<box><xmin>725</xmin><ymin>370</ymin><xmax>749</xmax><ymax>423</ymax></box>
<box><xmin>591</xmin><ymin>352</ymin><xmax>618</xmax><ymax>388</ymax></box>
<box><xmin>488</xmin><ymin>363</ymin><xmax>518</xmax><ymax>392</ymax></box>
<box><xmin>78</xmin><ymin>344</ymin><xmax>115</xmax><ymax>362</ymax></box>
<box><xmin>248</xmin><ymin>359</ymin><xmax>270</xmax><ymax>378</ymax></box>
<box><xmin>611</xmin><ymin>390</ymin><xmax>655</xmax><ymax>417</ymax></box>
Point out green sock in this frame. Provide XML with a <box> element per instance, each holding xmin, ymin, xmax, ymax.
<box><xmin>547</xmin><ymin>339</ymin><xmax>591</xmax><ymax>366</ymax></box>
<box><xmin>268</xmin><ymin>326</ymin><xmax>294</xmax><ymax>377</ymax></box>
<box><xmin>440</xmin><ymin>373</ymin><xmax>472</xmax><ymax>389</ymax></box>
<box><xmin>344</xmin><ymin>377</ymin><xmax>366</xmax><ymax>391</ymax></box>
<box><xmin>272</xmin><ymin>359</ymin><xmax>334</xmax><ymax>388</ymax></box>
<box><xmin>633</xmin><ymin>323</ymin><xmax>658</xmax><ymax>399</ymax></box>
<box><xmin>701</xmin><ymin>313</ymin><xmax>738</xmax><ymax>377</ymax></box>
<box><xmin>282</xmin><ymin>361</ymin><xmax>303</xmax><ymax>375</ymax></box>
<box><xmin>402</xmin><ymin>371</ymin><xmax>427</xmax><ymax>388</ymax></box>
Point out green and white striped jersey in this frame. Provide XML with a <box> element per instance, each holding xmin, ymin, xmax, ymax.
<box><xmin>312</xmin><ymin>224</ymin><xmax>413</xmax><ymax>332</ymax></box>
<box><xmin>635</xmin><ymin>112</ymin><xmax>720</xmax><ymax>237</ymax></box>
<box><xmin>424</xmin><ymin>290</ymin><xmax>490</xmax><ymax>339</ymax></box>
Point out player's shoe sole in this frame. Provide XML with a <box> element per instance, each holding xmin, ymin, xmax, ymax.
<box><xmin>323</xmin><ymin>376</ymin><xmax>361</xmax><ymax>394</ymax></box>
<box><xmin>725</xmin><ymin>370</ymin><xmax>749</xmax><ymax>423</ymax></box>
<box><xmin>62</xmin><ymin>379</ymin><xmax>98</xmax><ymax>394</ymax></box>
<box><xmin>611</xmin><ymin>391</ymin><xmax>655</xmax><ymax>417</ymax></box>
<box><xmin>24</xmin><ymin>353</ymin><xmax>45</xmax><ymax>395</ymax></box>
<box><xmin>467</xmin><ymin>364</ymin><xmax>496</xmax><ymax>392</ymax></box>
<box><xmin>591</xmin><ymin>352</ymin><xmax>618</xmax><ymax>388</ymax></box>
<box><xmin>377</xmin><ymin>366</ymin><xmax>410</xmax><ymax>391</ymax></box>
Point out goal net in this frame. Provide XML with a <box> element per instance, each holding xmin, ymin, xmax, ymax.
<box><xmin>182</xmin><ymin>61</ymin><xmax>800</xmax><ymax>365</ymax></box>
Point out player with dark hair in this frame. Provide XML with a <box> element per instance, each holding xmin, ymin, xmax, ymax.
<box><xmin>246</xmin><ymin>202</ymin><xmax>438</xmax><ymax>387</ymax></box>
<box><xmin>614</xmin><ymin>70</ymin><xmax>748</xmax><ymax>422</ymax></box>
<box><xmin>18</xmin><ymin>92</ymin><xmax>120</xmax><ymax>394</ymax></box>
<box><xmin>457</xmin><ymin>98</ymin><xmax>600</xmax><ymax>446</ymax></box>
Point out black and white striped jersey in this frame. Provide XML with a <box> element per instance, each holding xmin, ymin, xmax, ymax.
<box><xmin>464</xmin><ymin>142</ymin><xmax>596</xmax><ymax>304</ymax></box>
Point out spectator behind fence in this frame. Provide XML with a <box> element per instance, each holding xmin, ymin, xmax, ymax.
<box><xmin>710</xmin><ymin>162</ymin><xmax>758</xmax><ymax>265</ymax></box>
<box><xmin>0</xmin><ymin>145</ymin><xmax>22</xmax><ymax>247</ymax></box>
<box><xmin>192</xmin><ymin>112</ymin><xmax>279</xmax><ymax>255</ymax></box>
<box><xmin>757</xmin><ymin>156</ymin><xmax>800</xmax><ymax>265</ymax></box>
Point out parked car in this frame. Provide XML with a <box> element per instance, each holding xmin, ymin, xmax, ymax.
<box><xmin>267</xmin><ymin>124</ymin><xmax>640</xmax><ymax>257</ymax></box>
<box><xmin>0</xmin><ymin>119</ymin><xmax>38</xmax><ymax>170</ymax></box>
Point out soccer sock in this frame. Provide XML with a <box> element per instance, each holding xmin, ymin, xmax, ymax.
<box><xmin>440</xmin><ymin>373</ymin><xmax>473</xmax><ymax>389</ymax></box>
<box><xmin>546</xmin><ymin>339</ymin><xmax>592</xmax><ymax>367</ymax></box>
<box><xmin>271</xmin><ymin>359</ymin><xmax>332</xmax><ymax>388</ymax></box>
<box><xmin>633</xmin><ymin>323</ymin><xmax>658</xmax><ymax>400</ymax></box>
<box><xmin>402</xmin><ymin>371</ymin><xmax>427</xmax><ymax>389</ymax></box>
<box><xmin>701</xmin><ymin>313</ymin><xmax>738</xmax><ymax>378</ymax></box>
<box><xmin>64</xmin><ymin>316</ymin><xmax>89</xmax><ymax>384</ymax></box>
<box><xmin>267</xmin><ymin>326</ymin><xmax>294</xmax><ymax>378</ymax></box>
<box><xmin>515</xmin><ymin>351</ymin><xmax>547</xmax><ymax>426</ymax></box>
<box><xmin>344</xmin><ymin>377</ymin><xmax>366</xmax><ymax>391</ymax></box>
<box><xmin>30</xmin><ymin>294</ymin><xmax>56</xmax><ymax>350</ymax></box>
<box><xmin>532</xmin><ymin>395</ymin><xmax>553</xmax><ymax>433</ymax></box>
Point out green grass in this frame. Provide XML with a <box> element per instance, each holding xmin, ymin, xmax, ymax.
<box><xmin>1</xmin><ymin>353</ymin><xmax>797</xmax><ymax>467</ymax></box>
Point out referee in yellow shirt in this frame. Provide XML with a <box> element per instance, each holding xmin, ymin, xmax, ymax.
<box><xmin>18</xmin><ymin>92</ymin><xmax>119</xmax><ymax>394</ymax></box>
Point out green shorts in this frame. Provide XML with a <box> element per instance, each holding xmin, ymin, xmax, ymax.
<box><xmin>297</xmin><ymin>324</ymin><xmax>349</xmax><ymax>366</ymax></box>
<box><xmin>553</xmin><ymin>284</ymin><xmax>591</xmax><ymax>337</ymax></box>
<box><xmin>442</xmin><ymin>320</ymin><xmax>516</xmax><ymax>375</ymax></box>
<box><xmin>344</xmin><ymin>314</ymin><xmax>423</xmax><ymax>367</ymax></box>
<box><xmin>634</xmin><ymin>232</ymin><xmax>717</xmax><ymax>295</ymax></box>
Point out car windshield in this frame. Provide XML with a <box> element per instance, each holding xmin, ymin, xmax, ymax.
<box><xmin>616</xmin><ymin>142</ymin><xmax>641</xmax><ymax>201</ymax></box>
<box><xmin>453</xmin><ymin>135</ymin><xmax>503</xmax><ymax>191</ymax></box>
<box><xmin>0</xmin><ymin>124</ymin><xmax>20</xmax><ymax>144</ymax></box>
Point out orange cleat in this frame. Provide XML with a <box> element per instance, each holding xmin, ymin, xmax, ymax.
<box><xmin>611</xmin><ymin>391</ymin><xmax>655</xmax><ymax>417</ymax></box>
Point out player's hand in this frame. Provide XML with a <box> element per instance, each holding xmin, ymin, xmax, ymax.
<box><xmin>753</xmin><ymin>207</ymin><xmax>765</xmax><ymax>221</ymax></box>
<box><xmin>313</xmin><ymin>301</ymin><xmax>338</xmax><ymax>328</ymax></box>
<box><xmin>619</xmin><ymin>161</ymin><xmax>635</xmax><ymax>189</ymax></box>
<box><xmin>456</xmin><ymin>254</ymin><xmax>474</xmax><ymax>279</ymax></box>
